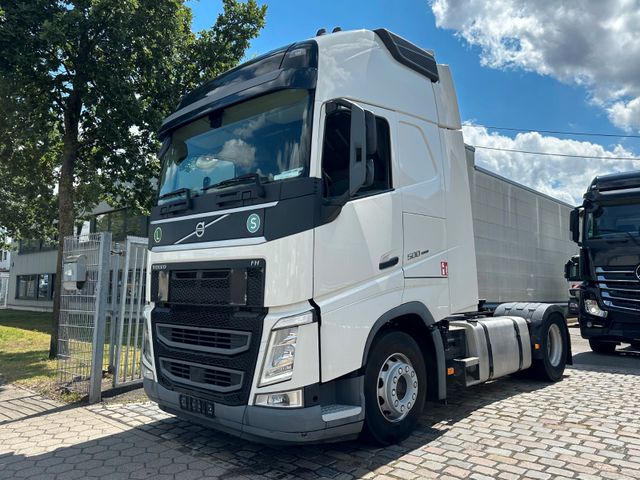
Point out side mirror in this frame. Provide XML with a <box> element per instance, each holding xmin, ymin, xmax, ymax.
<box><xmin>564</xmin><ymin>255</ymin><xmax>581</xmax><ymax>282</ymax></box>
<box><xmin>364</xmin><ymin>158</ymin><xmax>375</xmax><ymax>188</ymax></box>
<box><xmin>569</xmin><ymin>208</ymin><xmax>581</xmax><ymax>244</ymax></box>
<box><xmin>349</xmin><ymin>102</ymin><xmax>367</xmax><ymax>196</ymax></box>
<box><xmin>365</xmin><ymin>110</ymin><xmax>377</xmax><ymax>158</ymax></box>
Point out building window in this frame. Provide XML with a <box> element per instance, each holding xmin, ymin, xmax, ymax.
<box><xmin>17</xmin><ymin>275</ymin><xmax>37</xmax><ymax>299</ymax></box>
<box><xmin>18</xmin><ymin>239</ymin><xmax>57</xmax><ymax>254</ymax></box>
<box><xmin>91</xmin><ymin>209</ymin><xmax>148</xmax><ymax>241</ymax></box>
<box><xmin>16</xmin><ymin>274</ymin><xmax>55</xmax><ymax>301</ymax></box>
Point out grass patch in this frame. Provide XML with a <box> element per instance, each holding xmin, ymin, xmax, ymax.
<box><xmin>0</xmin><ymin>309</ymin><xmax>81</xmax><ymax>402</ymax></box>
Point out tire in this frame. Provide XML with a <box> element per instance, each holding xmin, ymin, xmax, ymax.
<box><xmin>589</xmin><ymin>339</ymin><xmax>617</xmax><ymax>354</ymax></box>
<box><xmin>360</xmin><ymin>331</ymin><xmax>426</xmax><ymax>445</ymax></box>
<box><xmin>530</xmin><ymin>314</ymin><xmax>568</xmax><ymax>382</ymax></box>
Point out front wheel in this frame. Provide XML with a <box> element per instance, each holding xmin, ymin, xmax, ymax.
<box><xmin>360</xmin><ymin>331</ymin><xmax>426</xmax><ymax>445</ymax></box>
<box><xmin>589</xmin><ymin>339</ymin><xmax>617</xmax><ymax>354</ymax></box>
<box><xmin>530</xmin><ymin>315</ymin><xmax>568</xmax><ymax>381</ymax></box>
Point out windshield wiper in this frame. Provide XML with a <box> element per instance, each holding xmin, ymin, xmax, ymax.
<box><xmin>159</xmin><ymin>187</ymin><xmax>191</xmax><ymax>200</ymax></box>
<box><xmin>158</xmin><ymin>188</ymin><xmax>193</xmax><ymax>214</ymax></box>
<box><xmin>202</xmin><ymin>173</ymin><xmax>266</xmax><ymax>197</ymax></box>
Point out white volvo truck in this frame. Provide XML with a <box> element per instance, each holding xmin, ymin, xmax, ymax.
<box><xmin>141</xmin><ymin>28</ymin><xmax>571</xmax><ymax>445</ymax></box>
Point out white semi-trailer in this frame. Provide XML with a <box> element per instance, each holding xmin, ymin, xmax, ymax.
<box><xmin>467</xmin><ymin>147</ymin><xmax>577</xmax><ymax>307</ymax></box>
<box><xmin>141</xmin><ymin>29</ymin><xmax>571</xmax><ymax>445</ymax></box>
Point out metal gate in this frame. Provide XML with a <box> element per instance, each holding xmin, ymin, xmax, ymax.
<box><xmin>0</xmin><ymin>273</ymin><xmax>8</xmax><ymax>308</ymax></box>
<box><xmin>57</xmin><ymin>232</ymin><xmax>111</xmax><ymax>403</ymax></box>
<box><xmin>57</xmin><ymin>233</ymin><xmax>148</xmax><ymax>402</ymax></box>
<box><xmin>110</xmin><ymin>236</ymin><xmax>148</xmax><ymax>387</ymax></box>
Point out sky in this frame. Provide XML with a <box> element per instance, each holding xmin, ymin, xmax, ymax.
<box><xmin>187</xmin><ymin>0</ymin><xmax>640</xmax><ymax>205</ymax></box>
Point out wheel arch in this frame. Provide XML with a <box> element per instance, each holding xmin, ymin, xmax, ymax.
<box><xmin>361</xmin><ymin>302</ymin><xmax>447</xmax><ymax>401</ymax></box>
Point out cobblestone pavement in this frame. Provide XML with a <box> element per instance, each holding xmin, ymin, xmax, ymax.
<box><xmin>2</xmin><ymin>365</ymin><xmax>640</xmax><ymax>479</ymax></box>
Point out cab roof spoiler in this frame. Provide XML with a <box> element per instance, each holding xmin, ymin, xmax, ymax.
<box><xmin>374</xmin><ymin>29</ymin><xmax>439</xmax><ymax>83</ymax></box>
<box><xmin>589</xmin><ymin>171</ymin><xmax>640</xmax><ymax>193</ymax></box>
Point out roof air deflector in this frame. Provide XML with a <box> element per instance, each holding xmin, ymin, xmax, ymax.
<box><xmin>374</xmin><ymin>28</ymin><xmax>439</xmax><ymax>83</ymax></box>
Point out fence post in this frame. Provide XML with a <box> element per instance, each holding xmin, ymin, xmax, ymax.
<box><xmin>88</xmin><ymin>232</ymin><xmax>112</xmax><ymax>404</ymax></box>
<box><xmin>108</xmin><ymin>244</ymin><xmax>122</xmax><ymax>380</ymax></box>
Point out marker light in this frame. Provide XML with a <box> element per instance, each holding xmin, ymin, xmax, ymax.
<box><xmin>255</xmin><ymin>389</ymin><xmax>303</xmax><ymax>408</ymax></box>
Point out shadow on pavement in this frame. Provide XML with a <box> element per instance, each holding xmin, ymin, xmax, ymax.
<box><xmin>0</xmin><ymin>375</ymin><xmax>551</xmax><ymax>479</ymax></box>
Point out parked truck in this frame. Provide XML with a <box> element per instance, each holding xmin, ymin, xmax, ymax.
<box><xmin>566</xmin><ymin>172</ymin><xmax>640</xmax><ymax>353</ymax></box>
<box><xmin>141</xmin><ymin>28</ymin><xmax>571</xmax><ymax>445</ymax></box>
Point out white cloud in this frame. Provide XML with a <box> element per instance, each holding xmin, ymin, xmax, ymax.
<box><xmin>431</xmin><ymin>0</ymin><xmax>640</xmax><ymax>131</ymax></box>
<box><xmin>217</xmin><ymin>139</ymin><xmax>256</xmax><ymax>170</ymax></box>
<box><xmin>463</xmin><ymin>125</ymin><xmax>639</xmax><ymax>205</ymax></box>
<box><xmin>608</xmin><ymin>97</ymin><xmax>640</xmax><ymax>131</ymax></box>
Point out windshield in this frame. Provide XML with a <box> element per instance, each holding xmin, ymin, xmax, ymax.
<box><xmin>586</xmin><ymin>203</ymin><xmax>640</xmax><ymax>239</ymax></box>
<box><xmin>157</xmin><ymin>89</ymin><xmax>313</xmax><ymax>204</ymax></box>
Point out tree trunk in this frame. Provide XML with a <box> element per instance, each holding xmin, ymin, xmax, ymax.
<box><xmin>49</xmin><ymin>91</ymin><xmax>82</xmax><ymax>359</ymax></box>
<box><xmin>49</xmin><ymin>27</ymin><xmax>90</xmax><ymax>359</ymax></box>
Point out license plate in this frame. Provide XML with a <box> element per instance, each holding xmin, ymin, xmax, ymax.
<box><xmin>179</xmin><ymin>394</ymin><xmax>215</xmax><ymax>418</ymax></box>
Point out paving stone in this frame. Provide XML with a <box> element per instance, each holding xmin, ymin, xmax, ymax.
<box><xmin>1</xmin><ymin>366</ymin><xmax>640</xmax><ymax>480</ymax></box>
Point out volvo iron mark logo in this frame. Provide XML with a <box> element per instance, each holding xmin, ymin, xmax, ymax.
<box><xmin>635</xmin><ymin>264</ymin><xmax>640</xmax><ymax>281</ymax></box>
<box><xmin>153</xmin><ymin>227</ymin><xmax>162</xmax><ymax>243</ymax></box>
<box><xmin>195</xmin><ymin>221</ymin><xmax>206</xmax><ymax>238</ymax></box>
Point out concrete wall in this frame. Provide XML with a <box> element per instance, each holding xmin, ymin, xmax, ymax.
<box><xmin>7</xmin><ymin>249</ymin><xmax>57</xmax><ymax>312</ymax></box>
<box><xmin>467</xmin><ymin>147</ymin><xmax>577</xmax><ymax>304</ymax></box>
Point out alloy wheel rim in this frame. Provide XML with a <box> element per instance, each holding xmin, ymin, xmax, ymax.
<box><xmin>547</xmin><ymin>323</ymin><xmax>563</xmax><ymax>367</ymax></box>
<box><xmin>377</xmin><ymin>352</ymin><xmax>418</xmax><ymax>422</ymax></box>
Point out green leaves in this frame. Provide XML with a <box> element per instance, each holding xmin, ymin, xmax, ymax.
<box><xmin>0</xmin><ymin>0</ymin><xmax>267</xmax><ymax>239</ymax></box>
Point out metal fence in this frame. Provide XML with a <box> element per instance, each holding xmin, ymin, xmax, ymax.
<box><xmin>56</xmin><ymin>232</ymin><xmax>148</xmax><ymax>402</ymax></box>
<box><xmin>0</xmin><ymin>273</ymin><xmax>8</xmax><ymax>308</ymax></box>
<box><xmin>57</xmin><ymin>232</ymin><xmax>111</xmax><ymax>403</ymax></box>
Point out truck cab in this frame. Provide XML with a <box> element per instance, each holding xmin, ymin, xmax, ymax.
<box><xmin>568</xmin><ymin>171</ymin><xmax>640</xmax><ymax>353</ymax></box>
<box><xmin>142</xmin><ymin>28</ymin><xmax>569</xmax><ymax>445</ymax></box>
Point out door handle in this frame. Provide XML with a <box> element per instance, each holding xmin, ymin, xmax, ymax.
<box><xmin>379</xmin><ymin>256</ymin><xmax>399</xmax><ymax>270</ymax></box>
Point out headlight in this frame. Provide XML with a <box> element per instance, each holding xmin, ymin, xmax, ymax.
<box><xmin>584</xmin><ymin>299</ymin><xmax>608</xmax><ymax>318</ymax></box>
<box><xmin>259</xmin><ymin>311</ymin><xmax>314</xmax><ymax>386</ymax></box>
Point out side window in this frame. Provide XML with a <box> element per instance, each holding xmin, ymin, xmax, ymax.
<box><xmin>321</xmin><ymin>110</ymin><xmax>392</xmax><ymax>198</ymax></box>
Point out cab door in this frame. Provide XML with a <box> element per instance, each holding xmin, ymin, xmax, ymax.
<box><xmin>313</xmin><ymin>102</ymin><xmax>403</xmax><ymax>382</ymax></box>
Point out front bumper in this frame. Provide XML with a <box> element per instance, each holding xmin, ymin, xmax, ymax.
<box><xmin>144</xmin><ymin>378</ymin><xmax>364</xmax><ymax>444</ymax></box>
<box><xmin>579</xmin><ymin>311</ymin><xmax>640</xmax><ymax>343</ymax></box>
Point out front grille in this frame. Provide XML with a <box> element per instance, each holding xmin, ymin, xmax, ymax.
<box><xmin>156</xmin><ymin>323</ymin><xmax>251</xmax><ymax>355</ymax></box>
<box><xmin>151</xmin><ymin>306</ymin><xmax>265</xmax><ymax>406</ymax></box>
<box><xmin>596</xmin><ymin>266</ymin><xmax>640</xmax><ymax>312</ymax></box>
<box><xmin>150</xmin><ymin>260</ymin><xmax>266</xmax><ymax>407</ymax></box>
<box><xmin>151</xmin><ymin>260</ymin><xmax>265</xmax><ymax>307</ymax></box>
<box><xmin>159</xmin><ymin>357</ymin><xmax>243</xmax><ymax>393</ymax></box>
